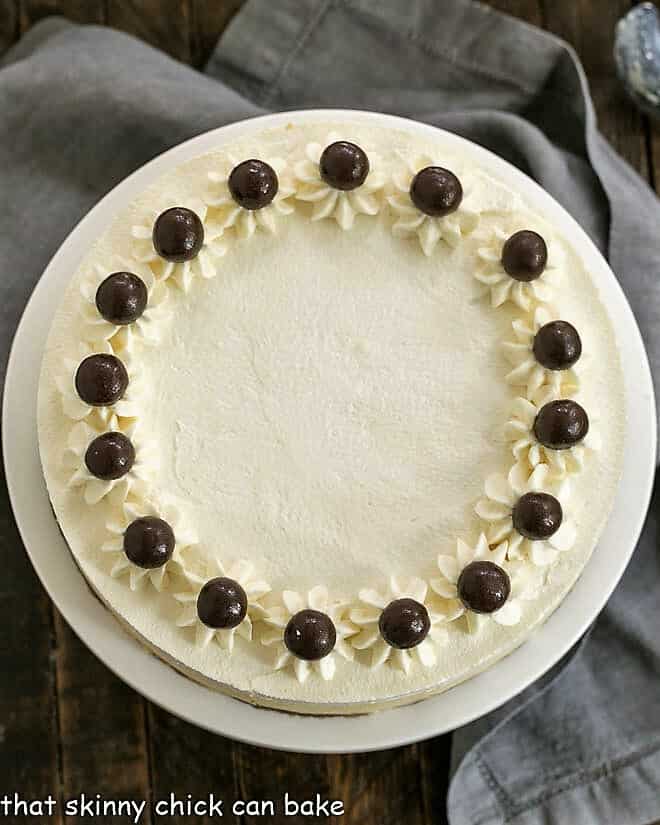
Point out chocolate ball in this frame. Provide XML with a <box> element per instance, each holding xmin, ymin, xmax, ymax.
<box><xmin>123</xmin><ymin>516</ymin><xmax>175</xmax><ymax>569</ymax></box>
<box><xmin>95</xmin><ymin>272</ymin><xmax>148</xmax><ymax>325</ymax></box>
<box><xmin>319</xmin><ymin>141</ymin><xmax>370</xmax><ymax>191</ymax></box>
<box><xmin>512</xmin><ymin>492</ymin><xmax>563</xmax><ymax>540</ymax></box>
<box><xmin>501</xmin><ymin>230</ymin><xmax>547</xmax><ymax>281</ymax></box>
<box><xmin>284</xmin><ymin>609</ymin><xmax>336</xmax><ymax>661</ymax></box>
<box><xmin>533</xmin><ymin>321</ymin><xmax>582</xmax><ymax>370</ymax></box>
<box><xmin>196</xmin><ymin>577</ymin><xmax>248</xmax><ymax>629</ymax></box>
<box><xmin>75</xmin><ymin>354</ymin><xmax>128</xmax><ymax>406</ymax></box>
<box><xmin>533</xmin><ymin>399</ymin><xmax>589</xmax><ymax>450</ymax></box>
<box><xmin>409</xmin><ymin>166</ymin><xmax>463</xmax><ymax>217</ymax></box>
<box><xmin>378</xmin><ymin>598</ymin><xmax>430</xmax><ymax>649</ymax></box>
<box><xmin>228</xmin><ymin>159</ymin><xmax>279</xmax><ymax>210</ymax></box>
<box><xmin>457</xmin><ymin>561</ymin><xmax>511</xmax><ymax>614</ymax></box>
<box><xmin>152</xmin><ymin>207</ymin><xmax>204</xmax><ymax>262</ymax></box>
<box><xmin>84</xmin><ymin>432</ymin><xmax>135</xmax><ymax>480</ymax></box>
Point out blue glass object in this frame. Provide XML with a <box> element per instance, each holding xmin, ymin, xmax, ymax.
<box><xmin>615</xmin><ymin>2</ymin><xmax>660</xmax><ymax>117</ymax></box>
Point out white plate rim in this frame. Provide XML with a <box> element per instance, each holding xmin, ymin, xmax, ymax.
<box><xmin>3</xmin><ymin>109</ymin><xmax>656</xmax><ymax>754</ymax></box>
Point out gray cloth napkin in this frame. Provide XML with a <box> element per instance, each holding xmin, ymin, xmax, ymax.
<box><xmin>2</xmin><ymin>2</ymin><xmax>660</xmax><ymax>823</ymax></box>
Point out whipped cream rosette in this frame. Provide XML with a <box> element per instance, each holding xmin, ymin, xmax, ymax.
<box><xmin>102</xmin><ymin>497</ymin><xmax>197</xmax><ymax>591</ymax></box>
<box><xmin>474</xmin><ymin>226</ymin><xmax>564</xmax><ymax>310</ymax></box>
<box><xmin>504</xmin><ymin>396</ymin><xmax>600</xmax><ymax>480</ymax></box>
<box><xmin>261</xmin><ymin>586</ymin><xmax>356</xmax><ymax>683</ymax></box>
<box><xmin>63</xmin><ymin>416</ymin><xmax>156</xmax><ymax>505</ymax></box>
<box><xmin>388</xmin><ymin>152</ymin><xmax>479</xmax><ymax>255</ymax></box>
<box><xmin>350</xmin><ymin>576</ymin><xmax>457</xmax><ymax>673</ymax></box>
<box><xmin>293</xmin><ymin>132</ymin><xmax>386</xmax><ymax>230</ymax></box>
<box><xmin>174</xmin><ymin>559</ymin><xmax>270</xmax><ymax>652</ymax></box>
<box><xmin>475</xmin><ymin>463</ymin><xmax>576</xmax><ymax>567</ymax></box>
<box><xmin>79</xmin><ymin>260</ymin><xmax>171</xmax><ymax>352</ymax></box>
<box><xmin>55</xmin><ymin>340</ymin><xmax>141</xmax><ymax>426</ymax></box>
<box><xmin>431</xmin><ymin>534</ymin><xmax>544</xmax><ymax>634</ymax></box>
<box><xmin>205</xmin><ymin>154</ymin><xmax>295</xmax><ymax>239</ymax></box>
<box><xmin>501</xmin><ymin>305</ymin><xmax>582</xmax><ymax>406</ymax></box>
<box><xmin>131</xmin><ymin>200</ymin><xmax>225</xmax><ymax>292</ymax></box>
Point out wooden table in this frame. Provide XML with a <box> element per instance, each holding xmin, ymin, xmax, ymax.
<box><xmin>0</xmin><ymin>2</ymin><xmax>656</xmax><ymax>823</ymax></box>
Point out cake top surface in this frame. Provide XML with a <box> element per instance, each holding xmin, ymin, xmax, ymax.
<box><xmin>38</xmin><ymin>120</ymin><xmax>624</xmax><ymax>711</ymax></box>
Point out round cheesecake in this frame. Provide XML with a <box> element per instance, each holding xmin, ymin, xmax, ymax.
<box><xmin>37</xmin><ymin>120</ymin><xmax>625</xmax><ymax>714</ymax></box>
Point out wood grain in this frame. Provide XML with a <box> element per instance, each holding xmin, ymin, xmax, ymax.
<box><xmin>0</xmin><ymin>471</ymin><xmax>61</xmax><ymax>824</ymax></box>
<box><xmin>543</xmin><ymin>0</ymin><xmax>649</xmax><ymax>177</ymax></box>
<box><xmin>327</xmin><ymin>746</ymin><xmax>430</xmax><ymax>825</ymax></box>
<box><xmin>190</xmin><ymin>0</ymin><xmax>244</xmax><ymax>68</ymax></box>
<box><xmin>235</xmin><ymin>744</ymin><xmax>328</xmax><ymax>825</ymax></box>
<box><xmin>106</xmin><ymin>0</ymin><xmax>191</xmax><ymax>62</ymax></box>
<box><xmin>145</xmin><ymin>705</ymin><xmax>241</xmax><ymax>824</ymax></box>
<box><xmin>0</xmin><ymin>0</ymin><xmax>18</xmax><ymax>53</ymax></box>
<box><xmin>18</xmin><ymin>0</ymin><xmax>105</xmax><ymax>28</ymax></box>
<box><xmin>52</xmin><ymin>610</ymin><xmax>153</xmax><ymax>825</ymax></box>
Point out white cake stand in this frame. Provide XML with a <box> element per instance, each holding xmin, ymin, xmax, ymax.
<box><xmin>3</xmin><ymin>110</ymin><xmax>655</xmax><ymax>753</ymax></box>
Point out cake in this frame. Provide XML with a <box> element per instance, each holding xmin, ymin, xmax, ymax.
<box><xmin>37</xmin><ymin>119</ymin><xmax>625</xmax><ymax>714</ymax></box>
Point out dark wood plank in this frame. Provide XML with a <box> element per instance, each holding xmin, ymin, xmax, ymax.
<box><xmin>327</xmin><ymin>746</ymin><xmax>429</xmax><ymax>825</ymax></box>
<box><xmin>542</xmin><ymin>0</ymin><xmax>648</xmax><ymax>177</ymax></box>
<box><xmin>189</xmin><ymin>0</ymin><xmax>244</xmax><ymax>69</ymax></box>
<box><xmin>106</xmin><ymin>0</ymin><xmax>191</xmax><ymax>63</ymax></box>
<box><xmin>52</xmin><ymin>610</ymin><xmax>152</xmax><ymax>825</ymax></box>
<box><xmin>234</xmin><ymin>744</ymin><xmax>329</xmax><ymax>825</ymax></box>
<box><xmin>18</xmin><ymin>0</ymin><xmax>105</xmax><ymax>28</ymax></box>
<box><xmin>0</xmin><ymin>0</ymin><xmax>19</xmax><ymax>53</ymax></box>
<box><xmin>146</xmin><ymin>704</ymin><xmax>242</xmax><ymax>825</ymax></box>
<box><xmin>0</xmin><ymin>470</ymin><xmax>62</xmax><ymax>824</ymax></box>
<box><xmin>483</xmin><ymin>0</ymin><xmax>543</xmax><ymax>26</ymax></box>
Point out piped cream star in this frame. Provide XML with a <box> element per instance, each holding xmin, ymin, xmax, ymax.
<box><xmin>474</xmin><ymin>226</ymin><xmax>564</xmax><ymax>310</ymax></box>
<box><xmin>79</xmin><ymin>259</ymin><xmax>171</xmax><ymax>353</ymax></box>
<box><xmin>504</xmin><ymin>396</ymin><xmax>600</xmax><ymax>479</ymax></box>
<box><xmin>174</xmin><ymin>558</ymin><xmax>270</xmax><ymax>652</ymax></box>
<box><xmin>430</xmin><ymin>534</ymin><xmax>544</xmax><ymax>633</ymax></box>
<box><xmin>205</xmin><ymin>155</ymin><xmax>295</xmax><ymax>238</ymax></box>
<box><xmin>475</xmin><ymin>463</ymin><xmax>576</xmax><ymax>566</ymax></box>
<box><xmin>349</xmin><ymin>576</ymin><xmax>455</xmax><ymax>673</ymax></box>
<box><xmin>261</xmin><ymin>586</ymin><xmax>356</xmax><ymax>683</ymax></box>
<box><xmin>102</xmin><ymin>497</ymin><xmax>197</xmax><ymax>591</ymax></box>
<box><xmin>501</xmin><ymin>306</ymin><xmax>582</xmax><ymax>406</ymax></box>
<box><xmin>388</xmin><ymin>153</ymin><xmax>479</xmax><ymax>255</ymax></box>
<box><xmin>293</xmin><ymin>133</ymin><xmax>385</xmax><ymax>230</ymax></box>
<box><xmin>131</xmin><ymin>200</ymin><xmax>225</xmax><ymax>292</ymax></box>
<box><xmin>55</xmin><ymin>342</ymin><xmax>141</xmax><ymax>426</ymax></box>
<box><xmin>63</xmin><ymin>416</ymin><xmax>156</xmax><ymax>505</ymax></box>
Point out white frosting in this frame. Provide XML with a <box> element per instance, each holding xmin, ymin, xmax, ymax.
<box><xmin>475</xmin><ymin>464</ymin><xmax>576</xmax><ymax>566</ymax></box>
<box><xmin>55</xmin><ymin>340</ymin><xmax>141</xmax><ymax>425</ymax></box>
<box><xmin>504</xmin><ymin>396</ymin><xmax>601</xmax><ymax>479</ymax></box>
<box><xmin>63</xmin><ymin>416</ymin><xmax>156</xmax><ymax>505</ymax></box>
<box><xmin>79</xmin><ymin>260</ymin><xmax>171</xmax><ymax>352</ymax></box>
<box><xmin>131</xmin><ymin>200</ymin><xmax>225</xmax><ymax>292</ymax></box>
<box><xmin>205</xmin><ymin>156</ymin><xmax>295</xmax><ymax>239</ymax></box>
<box><xmin>501</xmin><ymin>305</ymin><xmax>581</xmax><ymax>405</ymax></box>
<box><xmin>293</xmin><ymin>132</ymin><xmax>385</xmax><ymax>230</ymax></box>
<box><xmin>388</xmin><ymin>153</ymin><xmax>480</xmax><ymax>256</ymax></box>
<box><xmin>350</xmin><ymin>576</ymin><xmax>454</xmax><ymax>673</ymax></box>
<box><xmin>103</xmin><ymin>496</ymin><xmax>197</xmax><ymax>591</ymax></box>
<box><xmin>431</xmin><ymin>534</ymin><xmax>544</xmax><ymax>633</ymax></box>
<box><xmin>262</xmin><ymin>587</ymin><xmax>356</xmax><ymax>682</ymax></box>
<box><xmin>37</xmin><ymin>122</ymin><xmax>626</xmax><ymax>712</ymax></box>
<box><xmin>474</xmin><ymin>226</ymin><xmax>564</xmax><ymax>310</ymax></box>
<box><xmin>175</xmin><ymin>558</ymin><xmax>270</xmax><ymax>652</ymax></box>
